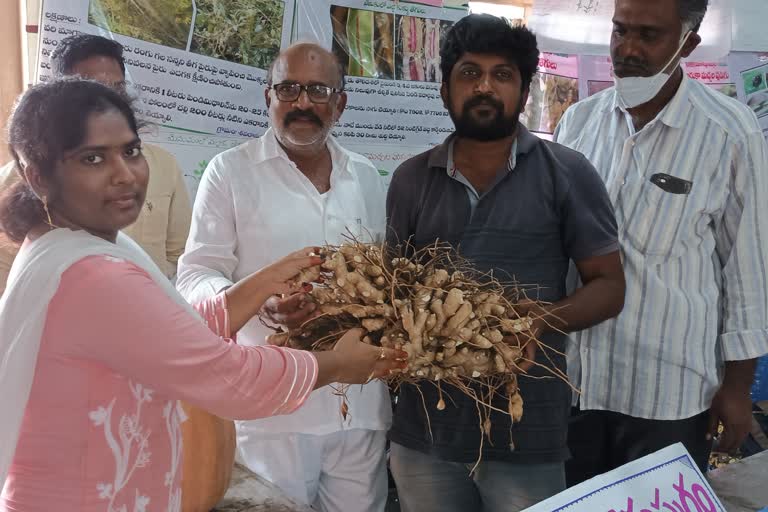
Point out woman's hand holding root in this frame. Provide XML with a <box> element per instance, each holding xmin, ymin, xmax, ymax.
<box><xmin>335</xmin><ymin>328</ymin><xmax>409</xmax><ymax>383</ymax></box>
<box><xmin>313</xmin><ymin>328</ymin><xmax>408</xmax><ymax>388</ymax></box>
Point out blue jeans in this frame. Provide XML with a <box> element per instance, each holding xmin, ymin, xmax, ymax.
<box><xmin>389</xmin><ymin>442</ymin><xmax>565</xmax><ymax>512</ymax></box>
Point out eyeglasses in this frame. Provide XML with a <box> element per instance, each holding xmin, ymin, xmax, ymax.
<box><xmin>271</xmin><ymin>83</ymin><xmax>342</xmax><ymax>104</ymax></box>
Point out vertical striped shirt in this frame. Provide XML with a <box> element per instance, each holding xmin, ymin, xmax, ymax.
<box><xmin>554</xmin><ymin>75</ymin><xmax>768</xmax><ymax>420</ymax></box>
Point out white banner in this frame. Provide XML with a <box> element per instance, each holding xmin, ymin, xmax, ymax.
<box><xmin>38</xmin><ymin>0</ymin><xmax>296</xmax><ymax>196</ymax></box>
<box><xmin>578</xmin><ymin>56</ymin><xmax>736</xmax><ymax>100</ymax></box>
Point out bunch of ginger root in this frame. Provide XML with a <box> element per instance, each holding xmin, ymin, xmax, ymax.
<box><xmin>266</xmin><ymin>240</ymin><xmax>558</xmax><ymax>430</ymax></box>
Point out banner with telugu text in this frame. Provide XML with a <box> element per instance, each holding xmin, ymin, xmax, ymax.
<box><xmin>35</xmin><ymin>1</ymin><xmax>763</xmax><ymax>196</ymax></box>
<box><xmin>521</xmin><ymin>52</ymin><xmax>579</xmax><ymax>140</ymax></box>
<box><xmin>37</xmin><ymin>0</ymin><xmax>296</xmax><ymax>197</ymax></box>
<box><xmin>296</xmin><ymin>0</ymin><xmax>467</xmax><ymax>182</ymax></box>
<box><xmin>578</xmin><ymin>56</ymin><xmax>736</xmax><ymax>100</ymax></box>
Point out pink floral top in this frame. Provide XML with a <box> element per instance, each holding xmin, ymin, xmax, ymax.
<box><xmin>1</xmin><ymin>255</ymin><xmax>318</xmax><ymax>512</ymax></box>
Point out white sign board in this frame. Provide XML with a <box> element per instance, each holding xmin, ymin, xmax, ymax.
<box><xmin>523</xmin><ymin>444</ymin><xmax>726</xmax><ymax>512</ymax></box>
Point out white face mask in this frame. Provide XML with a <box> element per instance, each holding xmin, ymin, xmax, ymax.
<box><xmin>614</xmin><ymin>31</ymin><xmax>692</xmax><ymax>109</ymax></box>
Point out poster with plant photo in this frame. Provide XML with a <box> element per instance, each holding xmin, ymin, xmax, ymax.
<box><xmin>520</xmin><ymin>53</ymin><xmax>579</xmax><ymax>139</ymax></box>
<box><xmin>189</xmin><ymin>0</ymin><xmax>287</xmax><ymax>69</ymax></box>
<box><xmin>38</xmin><ymin>0</ymin><xmax>295</xmax><ymax>197</ymax></box>
<box><xmin>729</xmin><ymin>52</ymin><xmax>768</xmax><ymax>133</ymax></box>
<box><xmin>297</xmin><ymin>0</ymin><xmax>467</xmax><ymax>181</ymax></box>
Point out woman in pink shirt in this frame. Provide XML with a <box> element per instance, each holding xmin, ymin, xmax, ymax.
<box><xmin>0</xmin><ymin>79</ymin><xmax>405</xmax><ymax>512</ymax></box>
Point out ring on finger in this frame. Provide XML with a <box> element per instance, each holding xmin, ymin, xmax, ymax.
<box><xmin>378</xmin><ymin>348</ymin><xmax>386</xmax><ymax>360</ymax></box>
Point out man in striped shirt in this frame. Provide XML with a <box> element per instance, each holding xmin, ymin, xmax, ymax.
<box><xmin>554</xmin><ymin>0</ymin><xmax>768</xmax><ymax>484</ymax></box>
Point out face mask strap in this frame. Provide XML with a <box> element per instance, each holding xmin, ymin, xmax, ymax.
<box><xmin>660</xmin><ymin>30</ymin><xmax>693</xmax><ymax>76</ymax></box>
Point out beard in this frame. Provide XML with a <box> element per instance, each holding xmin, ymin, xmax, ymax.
<box><xmin>448</xmin><ymin>93</ymin><xmax>523</xmax><ymax>141</ymax></box>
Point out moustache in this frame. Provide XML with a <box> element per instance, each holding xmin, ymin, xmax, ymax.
<box><xmin>613</xmin><ymin>57</ymin><xmax>650</xmax><ymax>75</ymax></box>
<box><xmin>284</xmin><ymin>109</ymin><xmax>323</xmax><ymax>127</ymax></box>
<box><xmin>462</xmin><ymin>95</ymin><xmax>504</xmax><ymax>113</ymax></box>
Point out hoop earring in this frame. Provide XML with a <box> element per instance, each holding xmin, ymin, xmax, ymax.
<box><xmin>42</xmin><ymin>196</ymin><xmax>57</xmax><ymax>228</ymax></box>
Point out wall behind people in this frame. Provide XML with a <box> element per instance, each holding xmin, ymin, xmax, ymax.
<box><xmin>30</xmin><ymin>0</ymin><xmax>468</xmax><ymax>199</ymax></box>
<box><xmin>0</xmin><ymin>0</ymin><xmax>24</xmax><ymax>164</ymax></box>
<box><xmin>19</xmin><ymin>0</ymin><xmax>768</xmax><ymax>191</ymax></box>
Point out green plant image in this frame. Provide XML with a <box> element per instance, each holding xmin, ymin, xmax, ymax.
<box><xmin>742</xmin><ymin>66</ymin><xmax>768</xmax><ymax>96</ymax></box>
<box><xmin>190</xmin><ymin>0</ymin><xmax>285</xmax><ymax>69</ymax></box>
<box><xmin>191</xmin><ymin>159</ymin><xmax>209</xmax><ymax>181</ymax></box>
<box><xmin>89</xmin><ymin>0</ymin><xmax>193</xmax><ymax>50</ymax></box>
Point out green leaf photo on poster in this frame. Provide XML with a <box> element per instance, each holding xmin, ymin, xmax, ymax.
<box><xmin>190</xmin><ymin>0</ymin><xmax>286</xmax><ymax>69</ymax></box>
<box><xmin>88</xmin><ymin>0</ymin><xmax>286</xmax><ymax>70</ymax></box>
<box><xmin>89</xmin><ymin>0</ymin><xmax>194</xmax><ymax>50</ymax></box>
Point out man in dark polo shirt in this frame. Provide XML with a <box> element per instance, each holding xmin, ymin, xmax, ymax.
<box><xmin>386</xmin><ymin>15</ymin><xmax>626</xmax><ymax>511</ymax></box>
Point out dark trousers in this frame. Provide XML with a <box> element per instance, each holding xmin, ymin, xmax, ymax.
<box><xmin>565</xmin><ymin>408</ymin><xmax>712</xmax><ymax>487</ymax></box>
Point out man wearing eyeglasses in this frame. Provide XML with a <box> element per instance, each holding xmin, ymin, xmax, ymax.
<box><xmin>176</xmin><ymin>43</ymin><xmax>390</xmax><ymax>512</ymax></box>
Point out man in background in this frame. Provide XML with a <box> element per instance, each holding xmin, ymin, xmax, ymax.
<box><xmin>0</xmin><ymin>34</ymin><xmax>191</xmax><ymax>286</ymax></box>
<box><xmin>555</xmin><ymin>0</ymin><xmax>768</xmax><ymax>483</ymax></box>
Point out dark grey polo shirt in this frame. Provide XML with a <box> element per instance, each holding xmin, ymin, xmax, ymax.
<box><xmin>386</xmin><ymin>125</ymin><xmax>619</xmax><ymax>464</ymax></box>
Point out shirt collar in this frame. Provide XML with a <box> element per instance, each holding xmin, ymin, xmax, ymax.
<box><xmin>605</xmin><ymin>73</ymin><xmax>692</xmax><ymax>129</ymax></box>
<box><xmin>428</xmin><ymin>124</ymin><xmax>539</xmax><ymax>170</ymax></box>
<box><xmin>446</xmin><ymin>138</ymin><xmax>517</xmax><ymax>179</ymax></box>
<box><xmin>259</xmin><ymin>127</ymin><xmax>352</xmax><ymax>175</ymax></box>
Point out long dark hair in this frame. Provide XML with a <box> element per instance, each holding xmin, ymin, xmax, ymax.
<box><xmin>0</xmin><ymin>78</ymin><xmax>140</xmax><ymax>243</ymax></box>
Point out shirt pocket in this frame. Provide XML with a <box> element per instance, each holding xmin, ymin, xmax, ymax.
<box><xmin>324</xmin><ymin>193</ymin><xmax>372</xmax><ymax>243</ymax></box>
<box><xmin>621</xmin><ymin>177</ymin><xmax>695</xmax><ymax>260</ymax></box>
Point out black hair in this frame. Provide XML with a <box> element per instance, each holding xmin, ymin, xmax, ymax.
<box><xmin>0</xmin><ymin>78</ymin><xmax>139</xmax><ymax>243</ymax></box>
<box><xmin>440</xmin><ymin>14</ymin><xmax>540</xmax><ymax>91</ymax></box>
<box><xmin>51</xmin><ymin>34</ymin><xmax>126</xmax><ymax>77</ymax></box>
<box><xmin>679</xmin><ymin>0</ymin><xmax>708</xmax><ymax>32</ymax></box>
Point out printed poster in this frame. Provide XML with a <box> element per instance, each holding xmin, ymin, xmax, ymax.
<box><xmin>684</xmin><ymin>61</ymin><xmax>736</xmax><ymax>98</ymax></box>
<box><xmin>729</xmin><ymin>51</ymin><xmax>768</xmax><ymax>134</ymax></box>
<box><xmin>296</xmin><ymin>0</ymin><xmax>467</xmax><ymax>180</ymax></box>
<box><xmin>578</xmin><ymin>56</ymin><xmax>735</xmax><ymax>99</ymax></box>
<box><xmin>38</xmin><ymin>0</ymin><xmax>296</xmax><ymax>196</ymax></box>
<box><xmin>522</xmin><ymin>53</ymin><xmax>579</xmax><ymax>139</ymax></box>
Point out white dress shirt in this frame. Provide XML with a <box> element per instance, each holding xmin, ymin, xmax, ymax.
<box><xmin>176</xmin><ymin>128</ymin><xmax>391</xmax><ymax>436</ymax></box>
<box><xmin>555</xmin><ymin>75</ymin><xmax>768</xmax><ymax>420</ymax></box>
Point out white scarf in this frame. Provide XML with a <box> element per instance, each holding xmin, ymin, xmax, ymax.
<box><xmin>0</xmin><ymin>228</ymin><xmax>198</xmax><ymax>489</ymax></box>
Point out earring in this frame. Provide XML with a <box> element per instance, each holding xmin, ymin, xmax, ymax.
<box><xmin>42</xmin><ymin>196</ymin><xmax>57</xmax><ymax>228</ymax></box>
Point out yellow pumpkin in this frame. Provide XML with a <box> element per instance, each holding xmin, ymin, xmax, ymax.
<box><xmin>181</xmin><ymin>403</ymin><xmax>236</xmax><ymax>512</ymax></box>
